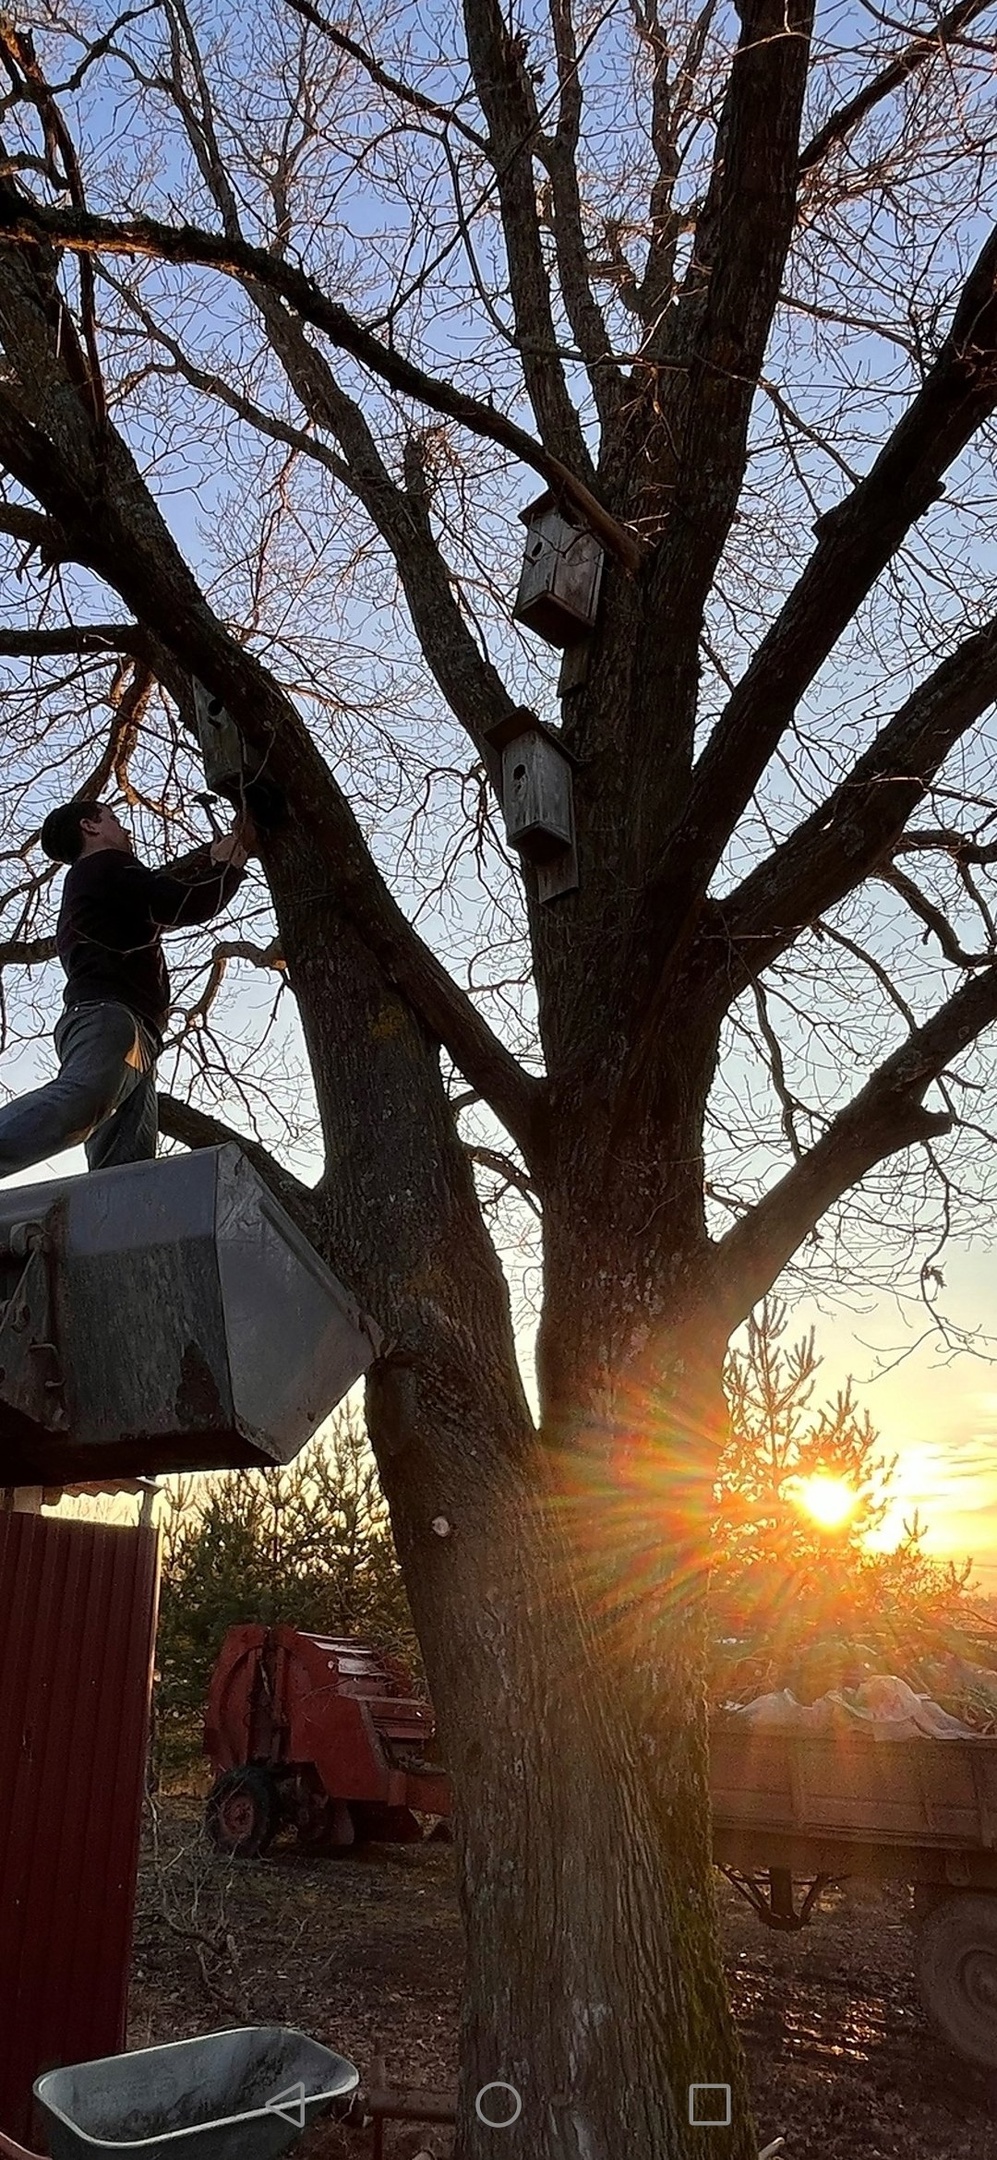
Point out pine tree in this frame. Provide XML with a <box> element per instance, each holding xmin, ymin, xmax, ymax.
<box><xmin>713</xmin><ymin>1300</ymin><xmax>972</xmax><ymax>1702</ymax></box>
<box><xmin>155</xmin><ymin>1408</ymin><xmax>415</xmax><ymax>1774</ymax></box>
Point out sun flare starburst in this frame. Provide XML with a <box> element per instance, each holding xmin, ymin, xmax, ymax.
<box><xmin>793</xmin><ymin>1474</ymin><xmax>858</xmax><ymax>1531</ymax></box>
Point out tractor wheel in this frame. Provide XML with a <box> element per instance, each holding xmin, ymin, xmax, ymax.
<box><xmin>204</xmin><ymin>1765</ymin><xmax>278</xmax><ymax>1859</ymax></box>
<box><xmin>915</xmin><ymin>1892</ymin><xmax>997</xmax><ymax>2069</ymax></box>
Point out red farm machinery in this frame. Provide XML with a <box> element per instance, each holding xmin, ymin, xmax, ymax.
<box><xmin>203</xmin><ymin>1625</ymin><xmax>451</xmax><ymax>1856</ymax></box>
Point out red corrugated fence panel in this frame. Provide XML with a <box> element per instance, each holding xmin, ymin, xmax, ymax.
<box><xmin>0</xmin><ymin>1512</ymin><xmax>160</xmax><ymax>2144</ymax></box>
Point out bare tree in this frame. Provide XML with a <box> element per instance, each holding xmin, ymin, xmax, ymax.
<box><xmin>0</xmin><ymin>0</ymin><xmax>995</xmax><ymax>2151</ymax></box>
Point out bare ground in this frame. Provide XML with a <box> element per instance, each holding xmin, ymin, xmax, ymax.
<box><xmin>129</xmin><ymin>1797</ymin><xmax>997</xmax><ymax>2160</ymax></box>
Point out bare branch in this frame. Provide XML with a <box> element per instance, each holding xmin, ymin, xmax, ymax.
<box><xmin>647</xmin><ymin>217</ymin><xmax>997</xmax><ymax>965</ymax></box>
<box><xmin>626</xmin><ymin>0</ymin><xmax>714</xmax><ymax>323</ymax></box>
<box><xmin>893</xmin><ymin>825</ymin><xmax>997</xmax><ymax>865</ymax></box>
<box><xmin>460</xmin><ymin>0</ymin><xmax>597</xmax><ymax>477</ymax></box>
<box><xmin>707</xmin><ymin>606</ymin><xmax>997</xmax><ymax>994</ymax></box>
<box><xmin>48</xmin><ymin>8</ymin><xmax>160</xmax><ymax>97</ymax></box>
<box><xmin>0</xmin><ymin>936</ymin><xmax>56</xmax><ymax>968</ymax></box>
<box><xmin>712</xmin><ymin>961</ymin><xmax>997</xmax><ymax>1327</ymax></box>
<box><xmin>799</xmin><ymin>0</ymin><xmax>995</xmax><ymax>176</ymax></box>
<box><xmin>881</xmin><ymin>864</ymin><xmax>994</xmax><ymax>966</ymax></box>
<box><xmin>282</xmin><ymin>0</ymin><xmax>490</xmax><ymax>152</ymax></box>
<box><xmin>0</xmin><ymin>195</ymin><xmax>640</xmax><ymax>567</ymax></box>
<box><xmin>98</xmin><ymin>266</ymin><xmax>351</xmax><ymax>484</ymax></box>
<box><xmin>0</xmin><ymin>23</ymin><xmax>106</xmax><ymax>432</ymax></box>
<box><xmin>536</xmin><ymin>0</ymin><xmax>624</xmax><ymax>426</ymax></box>
<box><xmin>167</xmin><ymin>933</ymin><xmax>285</xmax><ymax>1033</ymax></box>
<box><xmin>759</xmin><ymin>375</ymin><xmax>861</xmax><ymax>485</ymax></box>
<box><xmin>645</xmin><ymin>0</ymin><xmax>814</xmax><ymax>588</ymax></box>
<box><xmin>468</xmin><ymin>1141</ymin><xmax>542</xmax><ymax>1215</ymax></box>
<box><xmin>0</xmin><ymin>500</ymin><xmax>65</xmax><ymax>560</ymax></box>
<box><xmin>106</xmin><ymin>58</ymin><xmax>520</xmax><ymax>772</ymax></box>
<box><xmin>156</xmin><ymin>1090</ymin><xmax>316</xmax><ymax>1227</ymax></box>
<box><xmin>211</xmin><ymin>936</ymin><xmax>286</xmax><ymax>971</ymax></box>
<box><xmin>0</xmin><ymin>621</ymin><xmax>145</xmax><ymax>657</ymax></box>
<box><xmin>750</xmin><ymin>979</ymin><xmax>803</xmax><ymax>1157</ymax></box>
<box><xmin>248</xmin><ymin>286</ymin><xmax>519</xmax><ymax>763</ymax></box>
<box><xmin>812</xmin><ymin>918</ymin><xmax>917</xmax><ymax>1028</ymax></box>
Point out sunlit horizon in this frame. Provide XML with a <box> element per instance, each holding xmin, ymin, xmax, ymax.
<box><xmin>786</xmin><ymin>1258</ymin><xmax>997</xmax><ymax>1599</ymax></box>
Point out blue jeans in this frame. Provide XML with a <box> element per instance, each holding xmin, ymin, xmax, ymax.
<box><xmin>0</xmin><ymin>1001</ymin><xmax>159</xmax><ymax>1177</ymax></box>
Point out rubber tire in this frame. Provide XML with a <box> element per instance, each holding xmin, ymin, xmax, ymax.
<box><xmin>204</xmin><ymin>1765</ymin><xmax>278</xmax><ymax>1859</ymax></box>
<box><xmin>915</xmin><ymin>1892</ymin><xmax>997</xmax><ymax>2070</ymax></box>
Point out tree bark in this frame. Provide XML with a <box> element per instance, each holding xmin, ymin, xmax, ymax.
<box><xmin>368</xmin><ymin>1319</ymin><xmax>753</xmax><ymax>2160</ymax></box>
<box><xmin>347</xmin><ymin>994</ymin><xmax>748</xmax><ymax>2159</ymax></box>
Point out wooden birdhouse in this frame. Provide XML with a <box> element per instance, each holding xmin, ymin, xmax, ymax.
<box><xmin>190</xmin><ymin>678</ymin><xmax>285</xmax><ymax>830</ymax></box>
<box><xmin>192</xmin><ymin>678</ymin><xmax>245</xmax><ymax>796</ymax></box>
<box><xmin>513</xmin><ymin>492</ymin><xmax>605</xmax><ymax>647</ymax></box>
<box><xmin>486</xmin><ymin>709</ymin><xmax>578</xmax><ymax>902</ymax></box>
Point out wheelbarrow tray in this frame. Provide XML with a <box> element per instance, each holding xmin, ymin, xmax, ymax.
<box><xmin>34</xmin><ymin>2027</ymin><xmax>358</xmax><ymax>2160</ymax></box>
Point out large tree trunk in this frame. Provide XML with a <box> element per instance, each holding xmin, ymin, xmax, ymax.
<box><xmin>368</xmin><ymin>1285</ymin><xmax>753</xmax><ymax>2160</ymax></box>
<box><xmin>304</xmin><ymin>830</ymin><xmax>754</xmax><ymax>2160</ymax></box>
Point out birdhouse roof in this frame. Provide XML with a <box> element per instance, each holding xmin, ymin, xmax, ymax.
<box><xmin>484</xmin><ymin>708</ymin><xmax>583</xmax><ymax>765</ymax></box>
<box><xmin>518</xmin><ymin>489</ymin><xmax>583</xmax><ymax>528</ymax></box>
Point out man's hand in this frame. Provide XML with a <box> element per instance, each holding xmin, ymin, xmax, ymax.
<box><xmin>210</xmin><ymin>811</ymin><xmax>259</xmax><ymax>870</ymax></box>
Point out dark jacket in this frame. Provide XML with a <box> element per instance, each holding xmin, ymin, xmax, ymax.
<box><xmin>56</xmin><ymin>843</ymin><xmax>246</xmax><ymax>1046</ymax></box>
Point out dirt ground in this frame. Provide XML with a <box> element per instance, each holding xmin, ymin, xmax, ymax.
<box><xmin>129</xmin><ymin>1796</ymin><xmax>997</xmax><ymax>2159</ymax></box>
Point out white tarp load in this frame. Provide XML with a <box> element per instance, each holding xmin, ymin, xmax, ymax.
<box><xmin>728</xmin><ymin>1673</ymin><xmax>973</xmax><ymax>1741</ymax></box>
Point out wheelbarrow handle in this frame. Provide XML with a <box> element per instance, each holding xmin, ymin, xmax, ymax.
<box><xmin>0</xmin><ymin>2132</ymin><xmax>45</xmax><ymax>2160</ymax></box>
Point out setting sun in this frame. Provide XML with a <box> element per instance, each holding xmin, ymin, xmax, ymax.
<box><xmin>793</xmin><ymin>1474</ymin><xmax>859</xmax><ymax>1531</ymax></box>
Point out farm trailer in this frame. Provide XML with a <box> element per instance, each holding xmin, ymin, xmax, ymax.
<box><xmin>711</xmin><ymin>1718</ymin><xmax>997</xmax><ymax>2073</ymax></box>
<box><xmin>203</xmin><ymin>1626</ymin><xmax>450</xmax><ymax>1856</ymax></box>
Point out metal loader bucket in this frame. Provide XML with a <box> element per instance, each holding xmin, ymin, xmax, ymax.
<box><xmin>35</xmin><ymin>2027</ymin><xmax>359</xmax><ymax>2160</ymax></box>
<box><xmin>0</xmin><ymin>1146</ymin><xmax>381</xmax><ymax>1482</ymax></box>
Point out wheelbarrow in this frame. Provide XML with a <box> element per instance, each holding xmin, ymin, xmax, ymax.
<box><xmin>0</xmin><ymin>2027</ymin><xmax>358</xmax><ymax>2160</ymax></box>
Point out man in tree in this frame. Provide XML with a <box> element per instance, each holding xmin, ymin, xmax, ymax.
<box><xmin>0</xmin><ymin>799</ymin><xmax>255</xmax><ymax>1177</ymax></box>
